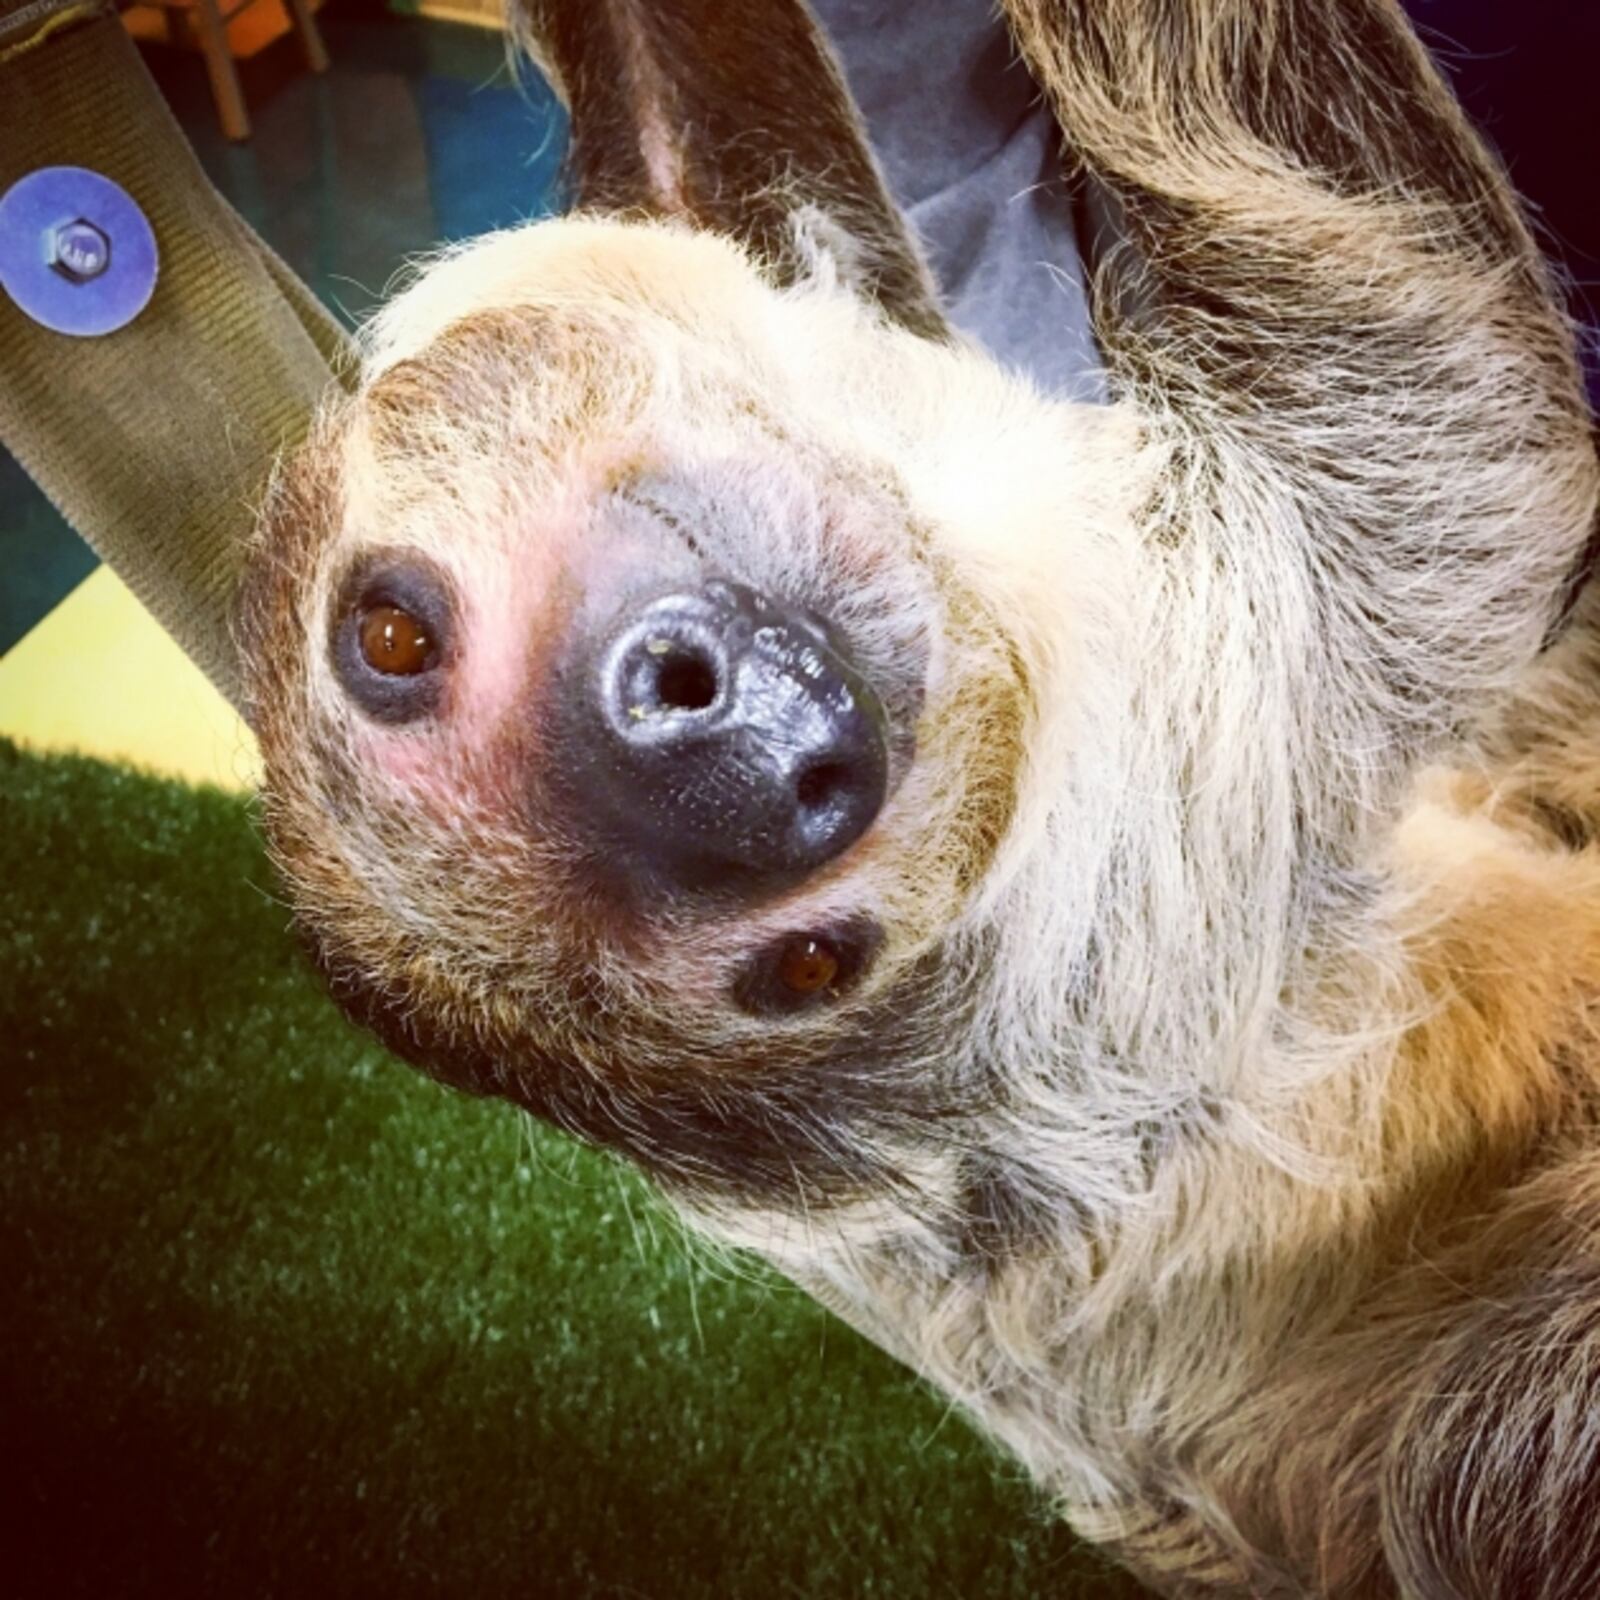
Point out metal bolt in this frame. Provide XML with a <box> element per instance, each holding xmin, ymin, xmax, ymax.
<box><xmin>47</xmin><ymin>219</ymin><xmax>111</xmax><ymax>284</ymax></box>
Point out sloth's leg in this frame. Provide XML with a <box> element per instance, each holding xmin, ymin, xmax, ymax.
<box><xmin>1004</xmin><ymin>0</ymin><xmax>1598</xmax><ymax>803</ymax></box>
<box><xmin>1208</xmin><ymin>1139</ymin><xmax>1600</xmax><ymax>1599</ymax></box>
<box><xmin>1373</xmin><ymin>1155</ymin><xmax>1600</xmax><ymax>1599</ymax></box>
<box><xmin>504</xmin><ymin>0</ymin><xmax>946</xmax><ymax>338</ymax></box>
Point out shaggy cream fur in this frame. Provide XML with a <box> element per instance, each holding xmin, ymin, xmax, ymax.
<box><xmin>238</xmin><ymin>3</ymin><xmax>1600</xmax><ymax>1593</ymax></box>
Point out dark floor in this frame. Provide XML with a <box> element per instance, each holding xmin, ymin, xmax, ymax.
<box><xmin>1</xmin><ymin>738</ymin><xmax>1136</xmax><ymax>1599</ymax></box>
<box><xmin>0</xmin><ymin>4</ymin><xmax>566</xmax><ymax>654</ymax></box>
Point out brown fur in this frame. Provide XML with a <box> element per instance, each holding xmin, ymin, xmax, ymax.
<box><xmin>238</xmin><ymin>2</ymin><xmax>1600</xmax><ymax>1594</ymax></box>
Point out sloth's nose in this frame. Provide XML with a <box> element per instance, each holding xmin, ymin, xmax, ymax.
<box><xmin>581</xmin><ymin>581</ymin><xmax>888</xmax><ymax>896</ymax></box>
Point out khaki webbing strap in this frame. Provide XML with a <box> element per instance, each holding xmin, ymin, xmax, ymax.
<box><xmin>0</xmin><ymin>0</ymin><xmax>355</xmax><ymax>711</ymax></box>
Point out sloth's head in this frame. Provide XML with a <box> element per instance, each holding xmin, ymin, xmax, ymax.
<box><xmin>238</xmin><ymin>215</ymin><xmax>1141</xmax><ymax>1216</ymax></box>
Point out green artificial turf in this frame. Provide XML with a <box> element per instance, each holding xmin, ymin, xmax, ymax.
<box><xmin>0</xmin><ymin>739</ymin><xmax>1145</xmax><ymax>1599</ymax></box>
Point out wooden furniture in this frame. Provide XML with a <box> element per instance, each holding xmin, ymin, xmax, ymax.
<box><xmin>135</xmin><ymin>0</ymin><xmax>330</xmax><ymax>141</ymax></box>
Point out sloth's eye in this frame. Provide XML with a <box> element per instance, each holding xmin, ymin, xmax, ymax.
<box><xmin>735</xmin><ymin>919</ymin><xmax>881</xmax><ymax>1017</ymax></box>
<box><xmin>330</xmin><ymin>553</ymin><xmax>453</xmax><ymax>724</ymax></box>
<box><xmin>778</xmin><ymin>937</ymin><xmax>840</xmax><ymax>994</ymax></box>
<box><xmin>359</xmin><ymin>605</ymin><xmax>433</xmax><ymax>676</ymax></box>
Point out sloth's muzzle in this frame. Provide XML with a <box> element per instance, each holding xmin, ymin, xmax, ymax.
<box><xmin>565</xmin><ymin>580</ymin><xmax>889</xmax><ymax>899</ymax></box>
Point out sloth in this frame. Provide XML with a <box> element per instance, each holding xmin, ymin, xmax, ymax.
<box><xmin>236</xmin><ymin>1</ymin><xmax>1600</xmax><ymax>1594</ymax></box>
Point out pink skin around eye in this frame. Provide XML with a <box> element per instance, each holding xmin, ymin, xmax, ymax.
<box><xmin>355</xmin><ymin>467</ymin><xmax>671</xmax><ymax>807</ymax></box>
<box><xmin>358</xmin><ymin>538</ymin><xmax>569</xmax><ymax>807</ymax></box>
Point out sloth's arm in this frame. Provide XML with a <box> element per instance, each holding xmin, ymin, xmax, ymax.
<box><xmin>505</xmin><ymin>0</ymin><xmax>946</xmax><ymax>339</ymax></box>
<box><xmin>1004</xmin><ymin>0</ymin><xmax>1577</xmax><ymax>417</ymax></box>
<box><xmin>1006</xmin><ymin>0</ymin><xmax>1597</xmax><ymax>731</ymax></box>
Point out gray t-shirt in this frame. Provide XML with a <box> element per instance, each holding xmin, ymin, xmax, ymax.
<box><xmin>813</xmin><ymin>0</ymin><xmax>1104</xmax><ymax>402</ymax></box>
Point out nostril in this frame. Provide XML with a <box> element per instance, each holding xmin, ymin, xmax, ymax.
<box><xmin>602</xmin><ymin>615</ymin><xmax>729</xmax><ymax>739</ymax></box>
<box><xmin>653</xmin><ymin>647</ymin><xmax>719</xmax><ymax>712</ymax></box>
<box><xmin>796</xmin><ymin>760</ymin><xmax>851</xmax><ymax>813</ymax></box>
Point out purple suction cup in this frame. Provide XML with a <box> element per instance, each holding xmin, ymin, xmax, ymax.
<box><xmin>0</xmin><ymin>166</ymin><xmax>159</xmax><ymax>338</ymax></box>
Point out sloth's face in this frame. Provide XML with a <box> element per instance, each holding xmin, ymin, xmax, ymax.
<box><xmin>240</xmin><ymin>218</ymin><xmax>1141</xmax><ymax>1210</ymax></box>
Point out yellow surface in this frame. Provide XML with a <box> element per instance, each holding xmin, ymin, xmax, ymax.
<box><xmin>0</xmin><ymin>566</ymin><xmax>260</xmax><ymax>792</ymax></box>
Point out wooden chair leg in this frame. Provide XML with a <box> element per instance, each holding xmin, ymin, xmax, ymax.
<box><xmin>281</xmin><ymin>0</ymin><xmax>331</xmax><ymax>75</ymax></box>
<box><xmin>192</xmin><ymin>0</ymin><xmax>251</xmax><ymax>142</ymax></box>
